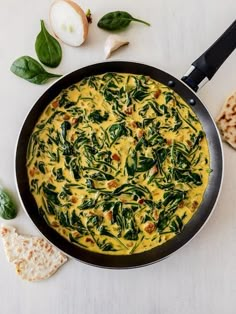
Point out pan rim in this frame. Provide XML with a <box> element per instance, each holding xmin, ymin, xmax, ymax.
<box><xmin>14</xmin><ymin>61</ymin><xmax>224</xmax><ymax>268</ymax></box>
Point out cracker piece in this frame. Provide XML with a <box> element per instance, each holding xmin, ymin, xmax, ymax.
<box><xmin>0</xmin><ymin>225</ymin><xmax>67</xmax><ymax>281</ymax></box>
<box><xmin>216</xmin><ymin>92</ymin><xmax>236</xmax><ymax>149</ymax></box>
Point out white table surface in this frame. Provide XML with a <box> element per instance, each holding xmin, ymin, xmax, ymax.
<box><xmin>0</xmin><ymin>0</ymin><xmax>236</xmax><ymax>313</ymax></box>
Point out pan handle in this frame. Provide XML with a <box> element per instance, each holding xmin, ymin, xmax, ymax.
<box><xmin>182</xmin><ymin>19</ymin><xmax>236</xmax><ymax>92</ymax></box>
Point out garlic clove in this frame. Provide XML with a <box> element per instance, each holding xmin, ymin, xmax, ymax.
<box><xmin>104</xmin><ymin>35</ymin><xmax>129</xmax><ymax>59</ymax></box>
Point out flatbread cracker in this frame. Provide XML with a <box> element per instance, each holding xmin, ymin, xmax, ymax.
<box><xmin>216</xmin><ymin>91</ymin><xmax>236</xmax><ymax>149</ymax></box>
<box><xmin>0</xmin><ymin>225</ymin><xmax>67</xmax><ymax>281</ymax></box>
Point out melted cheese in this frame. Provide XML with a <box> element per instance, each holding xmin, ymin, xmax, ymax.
<box><xmin>27</xmin><ymin>73</ymin><xmax>210</xmax><ymax>255</ymax></box>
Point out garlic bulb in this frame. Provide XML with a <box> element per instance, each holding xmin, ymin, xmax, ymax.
<box><xmin>104</xmin><ymin>35</ymin><xmax>129</xmax><ymax>59</ymax></box>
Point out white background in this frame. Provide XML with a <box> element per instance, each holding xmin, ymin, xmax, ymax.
<box><xmin>0</xmin><ymin>0</ymin><xmax>236</xmax><ymax>313</ymax></box>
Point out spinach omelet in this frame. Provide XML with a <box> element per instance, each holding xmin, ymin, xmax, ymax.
<box><xmin>27</xmin><ymin>73</ymin><xmax>210</xmax><ymax>255</ymax></box>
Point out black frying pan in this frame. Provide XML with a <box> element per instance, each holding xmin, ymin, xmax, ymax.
<box><xmin>15</xmin><ymin>20</ymin><xmax>236</xmax><ymax>268</ymax></box>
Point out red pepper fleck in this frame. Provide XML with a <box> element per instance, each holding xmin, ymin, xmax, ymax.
<box><xmin>154</xmin><ymin>90</ymin><xmax>161</xmax><ymax>99</ymax></box>
<box><xmin>178</xmin><ymin>201</ymin><xmax>184</xmax><ymax>208</ymax></box>
<box><xmin>138</xmin><ymin>199</ymin><xmax>144</xmax><ymax>205</ymax></box>
<box><xmin>127</xmin><ymin>242</ymin><xmax>134</xmax><ymax>247</ymax></box>
<box><xmin>192</xmin><ymin>201</ymin><xmax>199</xmax><ymax>210</ymax></box>
<box><xmin>71</xmin><ymin>196</ymin><xmax>78</xmax><ymax>204</ymax></box>
<box><xmin>144</xmin><ymin>222</ymin><xmax>156</xmax><ymax>234</ymax></box>
<box><xmin>150</xmin><ymin>165</ymin><xmax>158</xmax><ymax>175</ymax></box>
<box><xmin>124</xmin><ymin>107</ymin><xmax>133</xmax><ymax>115</ymax></box>
<box><xmin>52</xmin><ymin>100</ymin><xmax>59</xmax><ymax>108</ymax></box>
<box><xmin>29</xmin><ymin>168</ymin><xmax>35</xmax><ymax>177</ymax></box>
<box><xmin>107</xmin><ymin>180</ymin><xmax>119</xmax><ymax>189</ymax></box>
<box><xmin>131</xmin><ymin>121</ymin><xmax>137</xmax><ymax>128</ymax></box>
<box><xmin>85</xmin><ymin>238</ymin><xmax>94</xmax><ymax>244</ymax></box>
<box><xmin>106</xmin><ymin>211</ymin><xmax>113</xmax><ymax>221</ymax></box>
<box><xmin>72</xmin><ymin>118</ymin><xmax>78</xmax><ymax>124</ymax></box>
<box><xmin>153</xmin><ymin>210</ymin><xmax>159</xmax><ymax>221</ymax></box>
<box><xmin>112</xmin><ymin>153</ymin><xmax>120</xmax><ymax>161</ymax></box>
<box><xmin>63</xmin><ymin>114</ymin><xmax>70</xmax><ymax>120</ymax></box>
<box><xmin>187</xmin><ymin>140</ymin><xmax>192</xmax><ymax>146</ymax></box>
<box><xmin>137</xmin><ymin>129</ymin><xmax>145</xmax><ymax>138</ymax></box>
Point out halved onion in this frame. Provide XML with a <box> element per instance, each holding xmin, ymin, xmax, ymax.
<box><xmin>50</xmin><ymin>0</ymin><xmax>88</xmax><ymax>47</ymax></box>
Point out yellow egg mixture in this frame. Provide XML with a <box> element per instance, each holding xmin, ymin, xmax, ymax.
<box><xmin>27</xmin><ymin>73</ymin><xmax>210</xmax><ymax>255</ymax></box>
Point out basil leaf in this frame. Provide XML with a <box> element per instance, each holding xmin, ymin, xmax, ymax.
<box><xmin>88</xmin><ymin>110</ymin><xmax>109</xmax><ymax>123</ymax></box>
<box><xmin>38</xmin><ymin>161</ymin><xmax>46</xmax><ymax>174</ymax></box>
<box><xmin>35</xmin><ymin>20</ymin><xmax>62</xmax><ymax>68</ymax></box>
<box><xmin>10</xmin><ymin>56</ymin><xmax>62</xmax><ymax>84</ymax></box>
<box><xmin>96</xmin><ymin>239</ymin><xmax>116</xmax><ymax>251</ymax></box>
<box><xmin>99</xmin><ymin>226</ymin><xmax>115</xmax><ymax>238</ymax></box>
<box><xmin>90</xmin><ymin>172</ymin><xmax>114</xmax><ymax>181</ymax></box>
<box><xmin>61</xmin><ymin>121</ymin><xmax>71</xmax><ymax>140</ymax></box>
<box><xmin>0</xmin><ymin>188</ymin><xmax>17</xmax><ymax>220</ymax></box>
<box><xmin>58</xmin><ymin>211</ymin><xmax>70</xmax><ymax>227</ymax></box>
<box><xmin>108</xmin><ymin>122</ymin><xmax>130</xmax><ymax>145</ymax></box>
<box><xmin>169</xmin><ymin>215</ymin><xmax>183</xmax><ymax>233</ymax></box>
<box><xmin>163</xmin><ymin>190</ymin><xmax>186</xmax><ymax>208</ymax></box>
<box><xmin>87</xmin><ymin>215</ymin><xmax>103</xmax><ymax>228</ymax></box>
<box><xmin>124</xmin><ymin>220</ymin><xmax>139</xmax><ymax>241</ymax></box>
<box><xmin>79</xmin><ymin>198</ymin><xmax>96</xmax><ymax>210</ymax></box>
<box><xmin>137</xmin><ymin>156</ymin><xmax>155</xmax><ymax>172</ymax></box>
<box><xmin>173</xmin><ymin>169</ymin><xmax>202</xmax><ymax>186</ymax></box>
<box><xmin>70</xmin><ymin>159</ymin><xmax>80</xmax><ymax>180</ymax></box>
<box><xmin>53</xmin><ymin>168</ymin><xmax>65</xmax><ymax>182</ymax></box>
<box><xmin>70</xmin><ymin>210</ymin><xmax>88</xmax><ymax>235</ymax></box>
<box><xmin>97</xmin><ymin>11</ymin><xmax>150</xmax><ymax>31</ymax></box>
<box><xmin>43</xmin><ymin>185</ymin><xmax>61</xmax><ymax>206</ymax></box>
<box><xmin>125</xmin><ymin>150</ymin><xmax>137</xmax><ymax>177</ymax></box>
<box><xmin>192</xmin><ymin>131</ymin><xmax>205</xmax><ymax>149</ymax></box>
